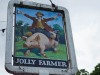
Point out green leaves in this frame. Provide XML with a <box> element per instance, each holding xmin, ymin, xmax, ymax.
<box><xmin>76</xmin><ymin>63</ymin><xmax>100</xmax><ymax>75</ymax></box>
<box><xmin>90</xmin><ymin>63</ymin><xmax>100</xmax><ymax>75</ymax></box>
<box><xmin>76</xmin><ymin>69</ymin><xmax>89</xmax><ymax>75</ymax></box>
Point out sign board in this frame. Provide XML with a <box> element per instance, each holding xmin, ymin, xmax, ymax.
<box><xmin>5</xmin><ymin>0</ymin><xmax>78</xmax><ymax>75</ymax></box>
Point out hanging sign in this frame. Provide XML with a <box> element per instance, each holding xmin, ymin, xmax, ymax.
<box><xmin>5</xmin><ymin>0</ymin><xmax>78</xmax><ymax>74</ymax></box>
<box><xmin>14</xmin><ymin>4</ymin><xmax>68</xmax><ymax>69</ymax></box>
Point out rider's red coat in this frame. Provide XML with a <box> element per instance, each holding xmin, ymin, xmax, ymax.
<box><xmin>24</xmin><ymin>14</ymin><xmax>54</xmax><ymax>32</ymax></box>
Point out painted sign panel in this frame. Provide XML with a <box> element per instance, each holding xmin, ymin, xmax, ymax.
<box><xmin>14</xmin><ymin>5</ymin><xmax>68</xmax><ymax>68</ymax></box>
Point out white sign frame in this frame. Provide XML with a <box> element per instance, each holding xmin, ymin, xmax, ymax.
<box><xmin>5</xmin><ymin>0</ymin><xmax>78</xmax><ymax>74</ymax></box>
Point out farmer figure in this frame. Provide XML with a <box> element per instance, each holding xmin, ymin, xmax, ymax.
<box><xmin>18</xmin><ymin>10</ymin><xmax>57</xmax><ymax>39</ymax></box>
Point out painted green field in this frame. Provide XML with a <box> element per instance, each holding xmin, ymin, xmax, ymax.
<box><xmin>15</xmin><ymin>40</ymin><xmax>68</xmax><ymax>60</ymax></box>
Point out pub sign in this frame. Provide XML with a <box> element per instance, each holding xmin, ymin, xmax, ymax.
<box><xmin>5</xmin><ymin>0</ymin><xmax>78</xmax><ymax>74</ymax></box>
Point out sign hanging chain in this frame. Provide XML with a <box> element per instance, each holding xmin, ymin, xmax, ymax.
<box><xmin>49</xmin><ymin>0</ymin><xmax>57</xmax><ymax>10</ymax></box>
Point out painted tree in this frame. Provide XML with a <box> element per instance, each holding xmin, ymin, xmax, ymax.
<box><xmin>53</xmin><ymin>24</ymin><xmax>66</xmax><ymax>44</ymax></box>
<box><xmin>16</xmin><ymin>20</ymin><xmax>23</xmax><ymax>26</ymax></box>
<box><xmin>15</xmin><ymin>20</ymin><xmax>24</xmax><ymax>41</ymax></box>
<box><xmin>53</xmin><ymin>24</ymin><xmax>63</xmax><ymax>31</ymax></box>
<box><xmin>23</xmin><ymin>23</ymin><xmax>29</xmax><ymax>34</ymax></box>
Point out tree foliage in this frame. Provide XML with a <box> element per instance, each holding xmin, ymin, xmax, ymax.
<box><xmin>76</xmin><ymin>63</ymin><xmax>100</xmax><ymax>75</ymax></box>
<box><xmin>90</xmin><ymin>63</ymin><xmax>100</xmax><ymax>75</ymax></box>
<box><xmin>76</xmin><ymin>69</ymin><xmax>89</xmax><ymax>75</ymax></box>
<box><xmin>53</xmin><ymin>24</ymin><xmax>66</xmax><ymax>44</ymax></box>
<box><xmin>16</xmin><ymin>20</ymin><xmax>23</xmax><ymax>26</ymax></box>
<box><xmin>15</xmin><ymin>20</ymin><xmax>29</xmax><ymax>41</ymax></box>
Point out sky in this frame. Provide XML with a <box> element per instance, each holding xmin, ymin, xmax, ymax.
<box><xmin>0</xmin><ymin>0</ymin><xmax>100</xmax><ymax>75</ymax></box>
<box><xmin>16</xmin><ymin>7</ymin><xmax>63</xmax><ymax>28</ymax></box>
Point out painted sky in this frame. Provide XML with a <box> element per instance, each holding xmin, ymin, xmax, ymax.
<box><xmin>0</xmin><ymin>0</ymin><xmax>100</xmax><ymax>75</ymax></box>
<box><xmin>16</xmin><ymin>7</ymin><xmax>63</xmax><ymax>28</ymax></box>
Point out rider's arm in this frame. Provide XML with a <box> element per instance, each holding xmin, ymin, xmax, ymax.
<box><xmin>44</xmin><ymin>16</ymin><xmax>57</xmax><ymax>22</ymax></box>
<box><xmin>18</xmin><ymin>10</ymin><xmax>35</xmax><ymax>20</ymax></box>
<box><xmin>23</xmin><ymin>14</ymin><xmax>35</xmax><ymax>20</ymax></box>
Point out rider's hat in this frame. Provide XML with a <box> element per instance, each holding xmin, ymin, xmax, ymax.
<box><xmin>36</xmin><ymin>12</ymin><xmax>44</xmax><ymax>16</ymax></box>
